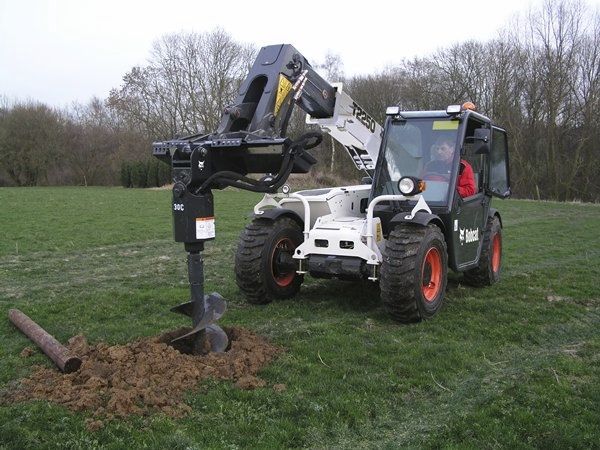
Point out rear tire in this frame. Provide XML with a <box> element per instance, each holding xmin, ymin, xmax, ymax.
<box><xmin>235</xmin><ymin>217</ymin><xmax>304</xmax><ymax>304</ymax></box>
<box><xmin>380</xmin><ymin>223</ymin><xmax>448</xmax><ymax>323</ymax></box>
<box><xmin>464</xmin><ymin>216</ymin><xmax>502</xmax><ymax>286</ymax></box>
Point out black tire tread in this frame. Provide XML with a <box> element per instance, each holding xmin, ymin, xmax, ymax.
<box><xmin>235</xmin><ymin>217</ymin><xmax>301</xmax><ymax>304</ymax></box>
<box><xmin>380</xmin><ymin>223</ymin><xmax>446</xmax><ymax>323</ymax></box>
<box><xmin>464</xmin><ymin>216</ymin><xmax>501</xmax><ymax>287</ymax></box>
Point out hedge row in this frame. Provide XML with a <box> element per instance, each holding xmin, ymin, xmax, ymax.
<box><xmin>120</xmin><ymin>160</ymin><xmax>171</xmax><ymax>188</ymax></box>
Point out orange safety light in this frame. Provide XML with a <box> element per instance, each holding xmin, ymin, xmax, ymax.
<box><xmin>462</xmin><ymin>101</ymin><xmax>476</xmax><ymax>111</ymax></box>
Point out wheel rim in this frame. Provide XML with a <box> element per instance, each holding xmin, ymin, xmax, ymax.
<box><xmin>491</xmin><ymin>233</ymin><xmax>501</xmax><ymax>273</ymax></box>
<box><xmin>422</xmin><ymin>247</ymin><xmax>442</xmax><ymax>302</ymax></box>
<box><xmin>271</xmin><ymin>237</ymin><xmax>296</xmax><ymax>287</ymax></box>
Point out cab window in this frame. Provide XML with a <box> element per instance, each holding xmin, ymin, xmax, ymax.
<box><xmin>490</xmin><ymin>128</ymin><xmax>510</xmax><ymax>197</ymax></box>
<box><xmin>461</xmin><ymin>117</ymin><xmax>486</xmax><ymax>195</ymax></box>
<box><xmin>373</xmin><ymin>118</ymin><xmax>459</xmax><ymax>204</ymax></box>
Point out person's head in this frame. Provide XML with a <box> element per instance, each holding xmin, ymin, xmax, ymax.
<box><xmin>431</xmin><ymin>138</ymin><xmax>455</xmax><ymax>163</ymax></box>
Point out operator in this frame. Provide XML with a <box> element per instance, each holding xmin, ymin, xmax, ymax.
<box><xmin>424</xmin><ymin>138</ymin><xmax>476</xmax><ymax>197</ymax></box>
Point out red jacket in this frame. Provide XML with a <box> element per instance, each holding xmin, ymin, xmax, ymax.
<box><xmin>457</xmin><ymin>160</ymin><xmax>476</xmax><ymax>197</ymax></box>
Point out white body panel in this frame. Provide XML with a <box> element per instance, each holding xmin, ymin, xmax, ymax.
<box><xmin>253</xmin><ymin>187</ymin><xmax>432</xmax><ymax>280</ymax></box>
<box><xmin>294</xmin><ymin>214</ymin><xmax>383</xmax><ymax>266</ymax></box>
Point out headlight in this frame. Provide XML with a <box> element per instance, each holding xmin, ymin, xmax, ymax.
<box><xmin>282</xmin><ymin>184</ymin><xmax>291</xmax><ymax>194</ymax></box>
<box><xmin>446</xmin><ymin>104</ymin><xmax>461</xmax><ymax>114</ymax></box>
<box><xmin>398</xmin><ymin>176</ymin><xmax>426</xmax><ymax>196</ymax></box>
<box><xmin>386</xmin><ymin>106</ymin><xmax>400</xmax><ymax>116</ymax></box>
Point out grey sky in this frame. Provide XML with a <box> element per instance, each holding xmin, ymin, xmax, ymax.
<box><xmin>1</xmin><ymin>0</ymin><xmax>597</xmax><ymax>108</ymax></box>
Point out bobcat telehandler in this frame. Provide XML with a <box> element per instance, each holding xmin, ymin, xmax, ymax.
<box><xmin>153</xmin><ymin>44</ymin><xmax>510</xmax><ymax>352</ymax></box>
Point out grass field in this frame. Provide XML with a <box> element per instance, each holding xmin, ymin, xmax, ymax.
<box><xmin>0</xmin><ymin>187</ymin><xmax>599</xmax><ymax>449</ymax></box>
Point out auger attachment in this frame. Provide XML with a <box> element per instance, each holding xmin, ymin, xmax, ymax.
<box><xmin>170</xmin><ymin>248</ymin><xmax>228</xmax><ymax>354</ymax></box>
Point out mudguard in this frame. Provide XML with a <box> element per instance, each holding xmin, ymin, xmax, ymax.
<box><xmin>389</xmin><ymin>211</ymin><xmax>445</xmax><ymax>232</ymax></box>
<box><xmin>489</xmin><ymin>207</ymin><xmax>502</xmax><ymax>227</ymax></box>
<box><xmin>253</xmin><ymin>208</ymin><xmax>304</xmax><ymax>227</ymax></box>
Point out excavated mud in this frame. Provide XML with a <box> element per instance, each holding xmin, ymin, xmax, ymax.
<box><xmin>3</xmin><ymin>327</ymin><xmax>282</xmax><ymax>427</ymax></box>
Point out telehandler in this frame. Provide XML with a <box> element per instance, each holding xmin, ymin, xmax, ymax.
<box><xmin>153</xmin><ymin>44</ymin><xmax>510</xmax><ymax>351</ymax></box>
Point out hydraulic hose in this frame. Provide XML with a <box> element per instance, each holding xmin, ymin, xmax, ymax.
<box><xmin>196</xmin><ymin>131</ymin><xmax>322</xmax><ymax>194</ymax></box>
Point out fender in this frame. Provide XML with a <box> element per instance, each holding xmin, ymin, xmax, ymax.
<box><xmin>389</xmin><ymin>211</ymin><xmax>445</xmax><ymax>232</ymax></box>
<box><xmin>253</xmin><ymin>208</ymin><xmax>304</xmax><ymax>228</ymax></box>
<box><xmin>489</xmin><ymin>207</ymin><xmax>502</xmax><ymax>228</ymax></box>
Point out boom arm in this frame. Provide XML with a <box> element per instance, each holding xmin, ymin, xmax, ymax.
<box><xmin>153</xmin><ymin>44</ymin><xmax>382</xmax><ymax>195</ymax></box>
<box><xmin>153</xmin><ymin>44</ymin><xmax>336</xmax><ymax>196</ymax></box>
<box><xmin>216</xmin><ymin>44</ymin><xmax>336</xmax><ymax>138</ymax></box>
<box><xmin>307</xmin><ymin>83</ymin><xmax>382</xmax><ymax>174</ymax></box>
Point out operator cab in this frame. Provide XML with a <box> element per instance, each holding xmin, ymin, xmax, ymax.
<box><xmin>371</xmin><ymin>103</ymin><xmax>510</xmax><ymax>271</ymax></box>
<box><xmin>372</xmin><ymin>109</ymin><xmax>462</xmax><ymax>206</ymax></box>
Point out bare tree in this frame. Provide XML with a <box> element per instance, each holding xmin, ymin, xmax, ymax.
<box><xmin>108</xmin><ymin>29</ymin><xmax>256</xmax><ymax>140</ymax></box>
<box><xmin>313</xmin><ymin>52</ymin><xmax>346</xmax><ymax>172</ymax></box>
<box><xmin>62</xmin><ymin>98</ymin><xmax>122</xmax><ymax>186</ymax></box>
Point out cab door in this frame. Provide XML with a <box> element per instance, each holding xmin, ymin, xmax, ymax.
<box><xmin>450</xmin><ymin>176</ymin><xmax>489</xmax><ymax>270</ymax></box>
<box><xmin>449</xmin><ymin>120</ymin><xmax>489</xmax><ymax>270</ymax></box>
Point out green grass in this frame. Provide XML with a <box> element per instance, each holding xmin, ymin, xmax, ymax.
<box><xmin>0</xmin><ymin>187</ymin><xmax>599</xmax><ymax>449</ymax></box>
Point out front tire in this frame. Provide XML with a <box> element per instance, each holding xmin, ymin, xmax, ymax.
<box><xmin>235</xmin><ymin>217</ymin><xmax>304</xmax><ymax>304</ymax></box>
<box><xmin>380</xmin><ymin>223</ymin><xmax>448</xmax><ymax>323</ymax></box>
<box><xmin>464</xmin><ymin>216</ymin><xmax>502</xmax><ymax>286</ymax></box>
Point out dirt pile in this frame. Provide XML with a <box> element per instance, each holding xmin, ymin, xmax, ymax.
<box><xmin>4</xmin><ymin>327</ymin><xmax>281</xmax><ymax>421</ymax></box>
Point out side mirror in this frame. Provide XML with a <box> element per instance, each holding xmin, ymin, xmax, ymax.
<box><xmin>473</xmin><ymin>128</ymin><xmax>490</xmax><ymax>155</ymax></box>
<box><xmin>361</xmin><ymin>176</ymin><xmax>372</xmax><ymax>185</ymax></box>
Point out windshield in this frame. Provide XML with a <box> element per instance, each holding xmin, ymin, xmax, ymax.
<box><xmin>373</xmin><ymin>118</ymin><xmax>460</xmax><ymax>204</ymax></box>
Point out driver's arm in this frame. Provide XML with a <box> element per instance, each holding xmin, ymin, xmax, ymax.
<box><xmin>457</xmin><ymin>160</ymin><xmax>476</xmax><ymax>197</ymax></box>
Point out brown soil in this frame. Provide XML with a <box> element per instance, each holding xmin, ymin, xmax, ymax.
<box><xmin>3</xmin><ymin>327</ymin><xmax>281</xmax><ymax>428</ymax></box>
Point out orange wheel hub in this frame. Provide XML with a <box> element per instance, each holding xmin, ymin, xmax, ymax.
<box><xmin>422</xmin><ymin>247</ymin><xmax>442</xmax><ymax>302</ymax></box>
<box><xmin>271</xmin><ymin>237</ymin><xmax>296</xmax><ymax>287</ymax></box>
<box><xmin>491</xmin><ymin>233</ymin><xmax>501</xmax><ymax>273</ymax></box>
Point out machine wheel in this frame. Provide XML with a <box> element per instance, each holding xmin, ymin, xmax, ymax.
<box><xmin>464</xmin><ymin>216</ymin><xmax>502</xmax><ymax>286</ymax></box>
<box><xmin>380</xmin><ymin>223</ymin><xmax>448</xmax><ymax>323</ymax></box>
<box><xmin>235</xmin><ymin>217</ymin><xmax>304</xmax><ymax>304</ymax></box>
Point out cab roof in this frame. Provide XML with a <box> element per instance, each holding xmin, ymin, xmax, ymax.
<box><xmin>396</xmin><ymin>109</ymin><xmax>492</xmax><ymax>123</ymax></box>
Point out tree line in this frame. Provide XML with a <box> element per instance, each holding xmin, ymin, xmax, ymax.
<box><xmin>0</xmin><ymin>97</ymin><xmax>148</xmax><ymax>187</ymax></box>
<box><xmin>1</xmin><ymin>0</ymin><xmax>598</xmax><ymax>201</ymax></box>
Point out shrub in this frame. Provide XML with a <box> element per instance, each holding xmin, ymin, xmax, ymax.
<box><xmin>130</xmin><ymin>161</ymin><xmax>148</xmax><ymax>188</ymax></box>
<box><xmin>146</xmin><ymin>159</ymin><xmax>159</xmax><ymax>187</ymax></box>
<box><xmin>120</xmin><ymin>162</ymin><xmax>132</xmax><ymax>188</ymax></box>
<box><xmin>158</xmin><ymin>161</ymin><xmax>171</xmax><ymax>186</ymax></box>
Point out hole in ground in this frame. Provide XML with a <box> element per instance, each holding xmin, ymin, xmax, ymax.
<box><xmin>157</xmin><ymin>327</ymin><xmax>232</xmax><ymax>355</ymax></box>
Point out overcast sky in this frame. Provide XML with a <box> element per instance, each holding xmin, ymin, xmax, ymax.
<box><xmin>1</xmin><ymin>0</ymin><xmax>598</xmax><ymax>108</ymax></box>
